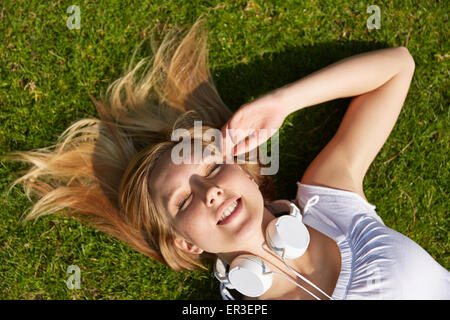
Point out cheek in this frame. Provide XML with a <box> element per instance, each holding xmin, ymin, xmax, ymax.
<box><xmin>219</xmin><ymin>166</ymin><xmax>265</xmax><ymax>215</ymax></box>
<box><xmin>221</xmin><ymin>166</ymin><xmax>255</xmax><ymax>190</ymax></box>
<box><xmin>176</xmin><ymin>207</ymin><xmax>206</xmax><ymax>237</ymax></box>
<box><xmin>175</xmin><ymin>204</ymin><xmax>216</xmax><ymax>247</ymax></box>
<box><xmin>177</xmin><ymin>212</ymin><xmax>222</xmax><ymax>253</ymax></box>
<box><xmin>228</xmin><ymin>171</ymin><xmax>263</xmax><ymax>205</ymax></box>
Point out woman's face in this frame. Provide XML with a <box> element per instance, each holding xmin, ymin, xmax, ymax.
<box><xmin>150</xmin><ymin>148</ymin><xmax>265</xmax><ymax>255</ymax></box>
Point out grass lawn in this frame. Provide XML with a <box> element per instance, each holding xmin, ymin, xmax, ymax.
<box><xmin>0</xmin><ymin>1</ymin><xmax>448</xmax><ymax>299</ymax></box>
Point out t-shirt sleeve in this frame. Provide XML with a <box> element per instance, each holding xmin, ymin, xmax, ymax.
<box><xmin>295</xmin><ymin>182</ymin><xmax>384</xmax><ymax>237</ymax></box>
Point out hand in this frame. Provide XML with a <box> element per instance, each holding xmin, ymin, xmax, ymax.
<box><xmin>221</xmin><ymin>91</ymin><xmax>289</xmax><ymax>159</ymax></box>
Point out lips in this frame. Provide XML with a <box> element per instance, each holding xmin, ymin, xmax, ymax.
<box><xmin>217</xmin><ymin>197</ymin><xmax>242</xmax><ymax>225</ymax></box>
<box><xmin>216</xmin><ymin>197</ymin><xmax>239</xmax><ymax>223</ymax></box>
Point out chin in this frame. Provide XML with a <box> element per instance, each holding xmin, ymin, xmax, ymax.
<box><xmin>232</xmin><ymin>198</ymin><xmax>265</xmax><ymax>243</ymax></box>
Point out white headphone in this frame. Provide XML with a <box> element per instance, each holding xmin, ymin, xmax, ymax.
<box><xmin>214</xmin><ymin>196</ymin><xmax>333</xmax><ymax>300</ymax></box>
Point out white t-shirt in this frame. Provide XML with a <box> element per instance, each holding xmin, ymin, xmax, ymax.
<box><xmin>296</xmin><ymin>182</ymin><xmax>450</xmax><ymax>300</ymax></box>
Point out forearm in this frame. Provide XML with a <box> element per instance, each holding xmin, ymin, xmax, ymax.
<box><xmin>274</xmin><ymin>46</ymin><xmax>415</xmax><ymax>115</ymax></box>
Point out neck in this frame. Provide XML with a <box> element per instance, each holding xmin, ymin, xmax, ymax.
<box><xmin>218</xmin><ymin>207</ymin><xmax>317</xmax><ymax>299</ymax></box>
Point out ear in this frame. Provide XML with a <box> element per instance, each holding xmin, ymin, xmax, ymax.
<box><xmin>173</xmin><ymin>236</ymin><xmax>204</xmax><ymax>255</ymax></box>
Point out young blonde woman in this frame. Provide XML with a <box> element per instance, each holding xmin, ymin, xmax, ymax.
<box><xmin>5</xmin><ymin>17</ymin><xmax>449</xmax><ymax>300</ymax></box>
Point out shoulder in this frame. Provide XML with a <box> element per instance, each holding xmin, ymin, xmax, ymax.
<box><xmin>300</xmin><ymin>174</ymin><xmax>369</xmax><ymax>203</ymax></box>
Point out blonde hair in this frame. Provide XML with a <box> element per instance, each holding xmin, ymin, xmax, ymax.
<box><xmin>4</xmin><ymin>16</ymin><xmax>276</xmax><ymax>271</ymax></box>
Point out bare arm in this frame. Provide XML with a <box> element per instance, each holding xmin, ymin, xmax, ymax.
<box><xmin>275</xmin><ymin>46</ymin><xmax>415</xmax><ymax>116</ymax></box>
<box><xmin>274</xmin><ymin>47</ymin><xmax>415</xmax><ymax>198</ymax></box>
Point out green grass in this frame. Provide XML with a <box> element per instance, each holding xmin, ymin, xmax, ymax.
<box><xmin>0</xmin><ymin>0</ymin><xmax>448</xmax><ymax>299</ymax></box>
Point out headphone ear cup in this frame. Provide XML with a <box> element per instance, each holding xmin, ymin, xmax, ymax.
<box><xmin>228</xmin><ymin>255</ymin><xmax>272</xmax><ymax>297</ymax></box>
<box><xmin>214</xmin><ymin>258</ymin><xmax>235</xmax><ymax>289</ymax></box>
<box><xmin>266</xmin><ymin>215</ymin><xmax>310</xmax><ymax>259</ymax></box>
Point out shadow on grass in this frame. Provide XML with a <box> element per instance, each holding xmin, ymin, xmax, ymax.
<box><xmin>213</xmin><ymin>40</ymin><xmax>389</xmax><ymax>202</ymax></box>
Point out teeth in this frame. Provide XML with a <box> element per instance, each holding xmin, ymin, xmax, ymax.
<box><xmin>219</xmin><ymin>200</ymin><xmax>238</xmax><ymax>222</ymax></box>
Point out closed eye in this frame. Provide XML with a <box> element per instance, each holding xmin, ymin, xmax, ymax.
<box><xmin>206</xmin><ymin>163</ymin><xmax>221</xmax><ymax>177</ymax></box>
<box><xmin>176</xmin><ymin>163</ymin><xmax>222</xmax><ymax>211</ymax></box>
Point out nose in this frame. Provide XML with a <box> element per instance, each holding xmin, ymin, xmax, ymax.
<box><xmin>205</xmin><ymin>185</ymin><xmax>223</xmax><ymax>207</ymax></box>
<box><xmin>190</xmin><ymin>174</ymin><xmax>224</xmax><ymax>207</ymax></box>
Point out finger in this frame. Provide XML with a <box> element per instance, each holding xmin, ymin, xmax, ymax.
<box><xmin>222</xmin><ymin>124</ymin><xmax>252</xmax><ymax>159</ymax></box>
<box><xmin>221</xmin><ymin>122</ymin><xmax>235</xmax><ymax>162</ymax></box>
<box><xmin>234</xmin><ymin>132</ymin><xmax>259</xmax><ymax>156</ymax></box>
<box><xmin>234</xmin><ymin>128</ymin><xmax>273</xmax><ymax>156</ymax></box>
<box><xmin>221</xmin><ymin>121</ymin><xmax>233</xmax><ymax>143</ymax></box>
